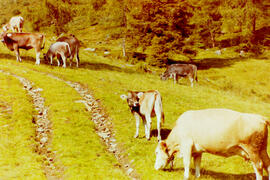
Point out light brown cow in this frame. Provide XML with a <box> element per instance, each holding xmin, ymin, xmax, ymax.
<box><xmin>0</xmin><ymin>32</ymin><xmax>45</xmax><ymax>65</ymax></box>
<box><xmin>155</xmin><ymin>108</ymin><xmax>270</xmax><ymax>180</ymax></box>
<box><xmin>121</xmin><ymin>90</ymin><xmax>165</xmax><ymax>141</ymax></box>
<box><xmin>3</xmin><ymin>16</ymin><xmax>24</xmax><ymax>32</ymax></box>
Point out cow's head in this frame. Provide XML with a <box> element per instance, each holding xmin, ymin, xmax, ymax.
<box><xmin>154</xmin><ymin>141</ymin><xmax>170</xmax><ymax>170</ymax></box>
<box><xmin>0</xmin><ymin>31</ymin><xmax>7</xmax><ymax>43</ymax></box>
<box><xmin>2</xmin><ymin>24</ymin><xmax>9</xmax><ymax>32</ymax></box>
<box><xmin>160</xmin><ymin>72</ymin><xmax>170</xmax><ymax>81</ymax></box>
<box><xmin>120</xmin><ymin>91</ymin><xmax>143</xmax><ymax>108</ymax></box>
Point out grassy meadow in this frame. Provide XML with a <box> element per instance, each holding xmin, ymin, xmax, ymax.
<box><xmin>0</xmin><ymin>40</ymin><xmax>269</xmax><ymax>179</ymax></box>
<box><xmin>0</xmin><ymin>71</ymin><xmax>45</xmax><ymax>179</ymax></box>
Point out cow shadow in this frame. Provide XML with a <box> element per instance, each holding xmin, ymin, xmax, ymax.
<box><xmin>151</xmin><ymin>128</ymin><xmax>171</xmax><ymax>140</ymax></box>
<box><xmin>0</xmin><ymin>53</ymin><xmax>137</xmax><ymax>74</ymax></box>
<box><xmin>168</xmin><ymin>57</ymin><xmax>249</xmax><ymax>70</ymax></box>
<box><xmin>164</xmin><ymin>167</ymin><xmax>262</xmax><ymax>180</ymax></box>
<box><xmin>79</xmin><ymin>61</ymin><xmax>136</xmax><ymax>74</ymax></box>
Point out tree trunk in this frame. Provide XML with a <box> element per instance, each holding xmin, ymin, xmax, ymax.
<box><xmin>122</xmin><ymin>38</ymin><xmax>126</xmax><ymax>58</ymax></box>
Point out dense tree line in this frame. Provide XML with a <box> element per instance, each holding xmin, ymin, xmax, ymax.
<box><xmin>1</xmin><ymin>0</ymin><xmax>269</xmax><ymax>66</ymax></box>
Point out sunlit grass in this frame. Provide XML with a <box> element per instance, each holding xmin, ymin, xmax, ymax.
<box><xmin>0</xmin><ymin>64</ymin><xmax>127</xmax><ymax>179</ymax></box>
<box><xmin>0</xmin><ymin>72</ymin><xmax>45</xmax><ymax>179</ymax></box>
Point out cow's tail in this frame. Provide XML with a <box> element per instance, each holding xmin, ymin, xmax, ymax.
<box><xmin>154</xmin><ymin>90</ymin><xmax>165</xmax><ymax>125</ymax></box>
<box><xmin>67</xmin><ymin>43</ymin><xmax>71</xmax><ymax>56</ymax></box>
<box><xmin>41</xmin><ymin>35</ymin><xmax>45</xmax><ymax>50</ymax></box>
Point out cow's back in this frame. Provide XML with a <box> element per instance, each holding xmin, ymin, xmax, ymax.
<box><xmin>56</xmin><ymin>36</ymin><xmax>79</xmax><ymax>55</ymax></box>
<box><xmin>174</xmin><ymin>109</ymin><xmax>267</xmax><ymax>152</ymax></box>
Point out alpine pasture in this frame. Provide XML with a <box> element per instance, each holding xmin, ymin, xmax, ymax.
<box><xmin>0</xmin><ymin>0</ymin><xmax>270</xmax><ymax>179</ymax></box>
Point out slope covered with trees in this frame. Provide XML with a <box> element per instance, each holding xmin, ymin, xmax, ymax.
<box><xmin>0</xmin><ymin>0</ymin><xmax>269</xmax><ymax>66</ymax></box>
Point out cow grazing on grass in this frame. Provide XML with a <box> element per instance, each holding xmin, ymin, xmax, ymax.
<box><xmin>160</xmin><ymin>64</ymin><xmax>198</xmax><ymax>87</ymax></box>
<box><xmin>3</xmin><ymin>16</ymin><xmax>24</xmax><ymax>32</ymax></box>
<box><xmin>154</xmin><ymin>108</ymin><xmax>270</xmax><ymax>180</ymax></box>
<box><xmin>44</xmin><ymin>42</ymin><xmax>71</xmax><ymax>68</ymax></box>
<box><xmin>121</xmin><ymin>90</ymin><xmax>165</xmax><ymax>141</ymax></box>
<box><xmin>56</xmin><ymin>34</ymin><xmax>80</xmax><ymax>67</ymax></box>
<box><xmin>0</xmin><ymin>32</ymin><xmax>45</xmax><ymax>65</ymax></box>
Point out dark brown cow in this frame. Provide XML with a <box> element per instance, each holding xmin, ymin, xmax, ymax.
<box><xmin>160</xmin><ymin>64</ymin><xmax>198</xmax><ymax>87</ymax></box>
<box><xmin>56</xmin><ymin>34</ymin><xmax>80</xmax><ymax>67</ymax></box>
<box><xmin>0</xmin><ymin>32</ymin><xmax>45</xmax><ymax>65</ymax></box>
<box><xmin>121</xmin><ymin>90</ymin><xmax>165</xmax><ymax>141</ymax></box>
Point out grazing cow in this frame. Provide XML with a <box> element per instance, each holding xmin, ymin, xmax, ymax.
<box><xmin>160</xmin><ymin>64</ymin><xmax>198</xmax><ymax>87</ymax></box>
<box><xmin>0</xmin><ymin>32</ymin><xmax>45</xmax><ymax>65</ymax></box>
<box><xmin>56</xmin><ymin>34</ymin><xmax>80</xmax><ymax>67</ymax></box>
<box><xmin>154</xmin><ymin>108</ymin><xmax>270</xmax><ymax>180</ymax></box>
<box><xmin>3</xmin><ymin>16</ymin><xmax>24</xmax><ymax>32</ymax></box>
<box><xmin>44</xmin><ymin>42</ymin><xmax>71</xmax><ymax>68</ymax></box>
<box><xmin>120</xmin><ymin>90</ymin><xmax>165</xmax><ymax>141</ymax></box>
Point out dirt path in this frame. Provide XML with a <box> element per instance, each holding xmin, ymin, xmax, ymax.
<box><xmin>0</xmin><ymin>70</ymin><xmax>62</xmax><ymax>180</ymax></box>
<box><xmin>45</xmin><ymin>73</ymin><xmax>140</xmax><ymax>179</ymax></box>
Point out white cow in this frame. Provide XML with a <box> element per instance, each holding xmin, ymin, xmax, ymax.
<box><xmin>155</xmin><ymin>108</ymin><xmax>270</xmax><ymax>180</ymax></box>
<box><xmin>44</xmin><ymin>42</ymin><xmax>71</xmax><ymax>68</ymax></box>
<box><xmin>3</xmin><ymin>16</ymin><xmax>24</xmax><ymax>32</ymax></box>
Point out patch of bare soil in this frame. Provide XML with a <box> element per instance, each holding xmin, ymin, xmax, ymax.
<box><xmin>0</xmin><ymin>70</ymin><xmax>63</xmax><ymax>180</ymax></box>
<box><xmin>46</xmin><ymin>73</ymin><xmax>140</xmax><ymax>180</ymax></box>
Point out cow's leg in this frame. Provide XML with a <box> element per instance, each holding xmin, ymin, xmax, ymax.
<box><xmin>35</xmin><ymin>51</ymin><xmax>41</xmax><ymax>65</ymax></box>
<box><xmin>133</xmin><ymin>112</ymin><xmax>140</xmax><ymax>138</ymax></box>
<box><xmin>14</xmin><ymin>47</ymin><xmax>21</xmax><ymax>62</ymax></box>
<box><xmin>189</xmin><ymin>75</ymin><xmax>194</xmax><ymax>87</ymax></box>
<box><xmin>182</xmin><ymin>140</ymin><xmax>193</xmax><ymax>180</ymax></box>
<box><xmin>75</xmin><ymin>49</ymin><xmax>80</xmax><ymax>68</ymax></box>
<box><xmin>60</xmin><ymin>54</ymin><xmax>66</xmax><ymax>68</ymax></box>
<box><xmin>50</xmin><ymin>56</ymin><xmax>53</xmax><ymax>65</ymax></box>
<box><xmin>260</xmin><ymin>149</ymin><xmax>270</xmax><ymax>179</ymax></box>
<box><xmin>69</xmin><ymin>56</ymin><xmax>73</xmax><ymax>67</ymax></box>
<box><xmin>193</xmin><ymin>153</ymin><xmax>202</xmax><ymax>178</ymax></box>
<box><xmin>252</xmin><ymin>161</ymin><xmax>263</xmax><ymax>180</ymax></box>
<box><xmin>145</xmin><ymin>114</ymin><xmax>152</xmax><ymax>140</ymax></box>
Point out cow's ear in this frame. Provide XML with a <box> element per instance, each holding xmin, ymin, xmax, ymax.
<box><xmin>137</xmin><ymin>92</ymin><xmax>144</xmax><ymax>99</ymax></box>
<box><xmin>120</xmin><ymin>94</ymin><xmax>127</xmax><ymax>100</ymax></box>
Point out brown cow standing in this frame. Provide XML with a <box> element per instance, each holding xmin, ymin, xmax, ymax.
<box><xmin>160</xmin><ymin>64</ymin><xmax>198</xmax><ymax>87</ymax></box>
<box><xmin>0</xmin><ymin>32</ymin><xmax>45</xmax><ymax>65</ymax></box>
<box><xmin>56</xmin><ymin>34</ymin><xmax>80</xmax><ymax>67</ymax></box>
<box><xmin>155</xmin><ymin>108</ymin><xmax>270</xmax><ymax>180</ymax></box>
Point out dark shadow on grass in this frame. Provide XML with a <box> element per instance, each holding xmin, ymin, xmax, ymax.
<box><xmin>0</xmin><ymin>53</ymin><xmax>137</xmax><ymax>73</ymax></box>
<box><xmin>151</xmin><ymin>128</ymin><xmax>171</xmax><ymax>140</ymax></box>
<box><xmin>168</xmin><ymin>57</ymin><xmax>249</xmax><ymax>70</ymax></box>
<box><xmin>79</xmin><ymin>61</ymin><xmax>136</xmax><ymax>74</ymax></box>
<box><xmin>163</xmin><ymin>167</ymin><xmax>261</xmax><ymax>180</ymax></box>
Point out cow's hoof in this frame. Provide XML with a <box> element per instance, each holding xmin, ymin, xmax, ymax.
<box><xmin>134</xmin><ymin>135</ymin><xmax>138</xmax><ymax>138</ymax></box>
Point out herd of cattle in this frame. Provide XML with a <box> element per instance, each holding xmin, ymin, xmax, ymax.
<box><xmin>1</xmin><ymin>16</ymin><xmax>269</xmax><ymax>180</ymax></box>
<box><xmin>0</xmin><ymin>16</ymin><xmax>80</xmax><ymax>68</ymax></box>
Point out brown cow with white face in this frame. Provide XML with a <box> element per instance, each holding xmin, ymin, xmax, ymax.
<box><xmin>0</xmin><ymin>32</ymin><xmax>45</xmax><ymax>65</ymax></box>
<box><xmin>155</xmin><ymin>108</ymin><xmax>270</xmax><ymax>180</ymax></box>
<box><xmin>121</xmin><ymin>90</ymin><xmax>165</xmax><ymax>141</ymax></box>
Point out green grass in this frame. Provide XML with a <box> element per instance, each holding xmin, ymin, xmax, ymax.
<box><xmin>0</xmin><ymin>64</ymin><xmax>127</xmax><ymax>179</ymax></box>
<box><xmin>0</xmin><ymin>43</ymin><xmax>270</xmax><ymax>179</ymax></box>
<box><xmin>0</xmin><ymin>72</ymin><xmax>45</xmax><ymax>179</ymax></box>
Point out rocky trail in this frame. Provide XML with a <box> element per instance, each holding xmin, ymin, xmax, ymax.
<box><xmin>0</xmin><ymin>69</ymin><xmax>62</xmax><ymax>180</ymax></box>
<box><xmin>46</xmin><ymin>73</ymin><xmax>140</xmax><ymax>179</ymax></box>
<box><xmin>1</xmin><ymin>66</ymin><xmax>140</xmax><ymax>179</ymax></box>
